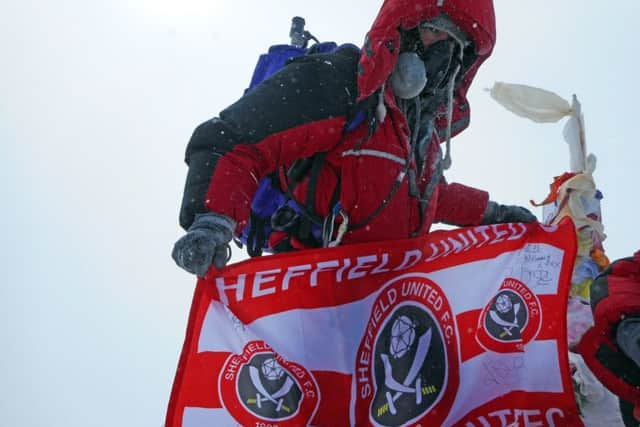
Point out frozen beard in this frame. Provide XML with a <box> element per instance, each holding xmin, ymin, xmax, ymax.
<box><xmin>390</xmin><ymin>52</ymin><xmax>427</xmax><ymax>99</ymax></box>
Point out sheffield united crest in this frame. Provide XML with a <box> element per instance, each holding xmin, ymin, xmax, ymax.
<box><xmin>355</xmin><ymin>275</ymin><xmax>459</xmax><ymax>426</ymax></box>
<box><xmin>219</xmin><ymin>341</ymin><xmax>319</xmax><ymax>426</ymax></box>
<box><xmin>476</xmin><ymin>278</ymin><xmax>542</xmax><ymax>353</ymax></box>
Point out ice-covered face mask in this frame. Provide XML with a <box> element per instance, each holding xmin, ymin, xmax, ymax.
<box><xmin>392</xmin><ymin>26</ymin><xmax>461</xmax><ymax>99</ymax></box>
<box><xmin>390</xmin><ymin>52</ymin><xmax>427</xmax><ymax>99</ymax></box>
<box><xmin>420</xmin><ymin>38</ymin><xmax>458</xmax><ymax>92</ymax></box>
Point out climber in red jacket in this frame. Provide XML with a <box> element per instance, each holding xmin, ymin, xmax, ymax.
<box><xmin>579</xmin><ymin>251</ymin><xmax>640</xmax><ymax>425</ymax></box>
<box><xmin>173</xmin><ymin>0</ymin><xmax>536</xmax><ymax>276</ymax></box>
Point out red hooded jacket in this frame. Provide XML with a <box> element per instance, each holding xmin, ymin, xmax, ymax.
<box><xmin>199</xmin><ymin>0</ymin><xmax>496</xmax><ymax>248</ymax></box>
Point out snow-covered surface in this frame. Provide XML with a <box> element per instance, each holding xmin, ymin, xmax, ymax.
<box><xmin>2</xmin><ymin>1</ymin><xmax>640</xmax><ymax>426</ymax></box>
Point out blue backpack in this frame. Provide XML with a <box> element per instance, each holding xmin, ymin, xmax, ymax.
<box><xmin>238</xmin><ymin>20</ymin><xmax>363</xmax><ymax>256</ymax></box>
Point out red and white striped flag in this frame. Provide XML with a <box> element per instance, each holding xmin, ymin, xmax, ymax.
<box><xmin>166</xmin><ymin>220</ymin><xmax>582</xmax><ymax>427</ymax></box>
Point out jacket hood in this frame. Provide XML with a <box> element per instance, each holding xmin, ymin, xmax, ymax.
<box><xmin>357</xmin><ymin>0</ymin><xmax>496</xmax><ymax>135</ymax></box>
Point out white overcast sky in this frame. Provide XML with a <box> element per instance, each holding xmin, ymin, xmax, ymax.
<box><xmin>2</xmin><ymin>1</ymin><xmax>639</xmax><ymax>426</ymax></box>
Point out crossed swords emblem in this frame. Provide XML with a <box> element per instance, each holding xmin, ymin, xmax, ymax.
<box><xmin>489</xmin><ymin>302</ymin><xmax>522</xmax><ymax>338</ymax></box>
<box><xmin>379</xmin><ymin>327</ymin><xmax>433</xmax><ymax>415</ymax></box>
<box><xmin>248</xmin><ymin>364</ymin><xmax>295</xmax><ymax>413</ymax></box>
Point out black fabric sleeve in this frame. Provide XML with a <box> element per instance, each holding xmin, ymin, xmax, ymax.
<box><xmin>178</xmin><ymin>45</ymin><xmax>360</xmax><ymax>230</ymax></box>
<box><xmin>179</xmin><ymin>117</ymin><xmax>243</xmax><ymax>230</ymax></box>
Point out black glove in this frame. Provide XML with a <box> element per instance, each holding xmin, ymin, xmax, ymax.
<box><xmin>481</xmin><ymin>201</ymin><xmax>537</xmax><ymax>225</ymax></box>
<box><xmin>172</xmin><ymin>212</ymin><xmax>236</xmax><ymax>276</ymax></box>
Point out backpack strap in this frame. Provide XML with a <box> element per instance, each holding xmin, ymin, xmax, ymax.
<box><xmin>292</xmin><ymin>152</ymin><xmax>327</xmax><ymax>245</ymax></box>
<box><xmin>244</xmin><ymin>170</ymin><xmax>285</xmax><ymax>257</ymax></box>
<box><xmin>246</xmin><ymin>210</ymin><xmax>267</xmax><ymax>257</ymax></box>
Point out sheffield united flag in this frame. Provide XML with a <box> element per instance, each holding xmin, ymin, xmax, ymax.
<box><xmin>166</xmin><ymin>220</ymin><xmax>582</xmax><ymax>426</ymax></box>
